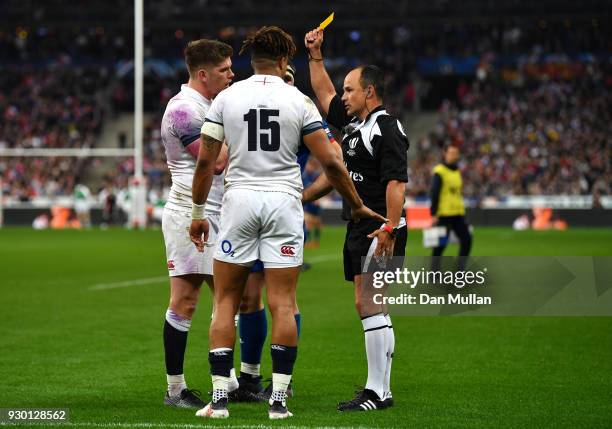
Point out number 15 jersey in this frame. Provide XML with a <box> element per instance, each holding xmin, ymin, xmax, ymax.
<box><xmin>203</xmin><ymin>74</ymin><xmax>323</xmax><ymax>199</ymax></box>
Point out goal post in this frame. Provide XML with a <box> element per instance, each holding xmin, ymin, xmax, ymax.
<box><xmin>132</xmin><ymin>0</ymin><xmax>147</xmax><ymax>229</ymax></box>
<box><xmin>1</xmin><ymin>0</ymin><xmax>149</xmax><ymax>229</ymax></box>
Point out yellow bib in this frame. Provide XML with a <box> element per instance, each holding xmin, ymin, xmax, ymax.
<box><xmin>433</xmin><ymin>164</ymin><xmax>465</xmax><ymax>216</ymax></box>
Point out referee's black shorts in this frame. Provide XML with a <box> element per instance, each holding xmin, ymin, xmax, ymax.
<box><xmin>343</xmin><ymin>218</ymin><xmax>408</xmax><ymax>282</ymax></box>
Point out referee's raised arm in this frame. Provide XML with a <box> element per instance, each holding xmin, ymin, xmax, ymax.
<box><xmin>304</xmin><ymin>28</ymin><xmax>336</xmax><ymax>115</ymax></box>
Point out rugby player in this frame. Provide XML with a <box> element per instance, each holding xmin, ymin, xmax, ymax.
<box><xmin>190</xmin><ymin>26</ymin><xmax>385</xmax><ymax>419</ymax></box>
<box><xmin>160</xmin><ymin>39</ymin><xmax>241</xmax><ymax>408</ymax></box>
<box><xmin>236</xmin><ymin>61</ymin><xmax>340</xmax><ymax>400</ymax></box>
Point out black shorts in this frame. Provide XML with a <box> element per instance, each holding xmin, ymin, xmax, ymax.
<box><xmin>343</xmin><ymin>218</ymin><xmax>408</xmax><ymax>282</ymax></box>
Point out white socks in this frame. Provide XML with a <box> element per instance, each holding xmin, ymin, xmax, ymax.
<box><xmin>212</xmin><ymin>374</ymin><xmax>229</xmax><ymax>402</ymax></box>
<box><xmin>167</xmin><ymin>374</ymin><xmax>187</xmax><ymax>396</ymax></box>
<box><xmin>271</xmin><ymin>373</ymin><xmax>292</xmax><ymax>403</ymax></box>
<box><xmin>229</xmin><ymin>368</ymin><xmax>239</xmax><ymax>392</ymax></box>
<box><xmin>383</xmin><ymin>314</ymin><xmax>394</xmax><ymax>397</ymax></box>
<box><xmin>211</xmin><ymin>368</ymin><xmax>238</xmax><ymax>393</ymax></box>
<box><xmin>210</xmin><ymin>365</ymin><xmax>238</xmax><ymax>401</ymax></box>
<box><xmin>167</xmin><ymin>371</ymin><xmax>238</xmax><ymax>396</ymax></box>
<box><xmin>362</xmin><ymin>313</ymin><xmax>388</xmax><ymax>400</ymax></box>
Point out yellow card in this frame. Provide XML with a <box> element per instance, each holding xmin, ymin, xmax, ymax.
<box><xmin>318</xmin><ymin>12</ymin><xmax>334</xmax><ymax>30</ymax></box>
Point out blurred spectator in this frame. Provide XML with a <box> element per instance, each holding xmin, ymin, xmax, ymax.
<box><xmin>0</xmin><ymin>68</ymin><xmax>107</xmax><ymax>149</ymax></box>
<box><xmin>0</xmin><ymin>157</ymin><xmax>96</xmax><ymax>200</ymax></box>
<box><xmin>1</xmin><ymin>1</ymin><xmax>610</xmax><ymax>201</ymax></box>
<box><xmin>409</xmin><ymin>62</ymin><xmax>612</xmax><ymax>199</ymax></box>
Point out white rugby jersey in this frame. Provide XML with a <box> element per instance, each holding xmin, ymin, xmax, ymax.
<box><xmin>203</xmin><ymin>75</ymin><xmax>323</xmax><ymax>198</ymax></box>
<box><xmin>161</xmin><ymin>84</ymin><xmax>224</xmax><ymax>214</ymax></box>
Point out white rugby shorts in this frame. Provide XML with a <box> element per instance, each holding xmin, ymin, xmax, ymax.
<box><xmin>214</xmin><ymin>188</ymin><xmax>304</xmax><ymax>268</ymax></box>
<box><xmin>162</xmin><ymin>207</ymin><xmax>220</xmax><ymax>276</ymax></box>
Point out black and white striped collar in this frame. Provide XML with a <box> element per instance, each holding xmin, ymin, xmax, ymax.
<box><xmin>344</xmin><ymin>106</ymin><xmax>388</xmax><ymax>137</ymax></box>
<box><xmin>363</xmin><ymin>105</ymin><xmax>385</xmax><ymax>123</ymax></box>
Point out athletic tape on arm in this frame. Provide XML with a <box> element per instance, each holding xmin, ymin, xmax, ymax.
<box><xmin>201</xmin><ymin>121</ymin><xmax>225</xmax><ymax>142</ymax></box>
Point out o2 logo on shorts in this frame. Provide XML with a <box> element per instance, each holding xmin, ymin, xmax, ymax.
<box><xmin>221</xmin><ymin>240</ymin><xmax>235</xmax><ymax>257</ymax></box>
<box><xmin>280</xmin><ymin>245</ymin><xmax>296</xmax><ymax>257</ymax></box>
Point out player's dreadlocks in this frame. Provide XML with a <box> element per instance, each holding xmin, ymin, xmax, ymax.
<box><xmin>239</xmin><ymin>26</ymin><xmax>296</xmax><ymax>61</ymax></box>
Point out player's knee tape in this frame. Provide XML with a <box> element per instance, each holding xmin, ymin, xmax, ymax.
<box><xmin>165</xmin><ymin>309</ymin><xmax>191</xmax><ymax>332</ymax></box>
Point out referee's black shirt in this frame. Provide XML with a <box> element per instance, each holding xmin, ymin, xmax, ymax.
<box><xmin>326</xmin><ymin>95</ymin><xmax>409</xmax><ymax>220</ymax></box>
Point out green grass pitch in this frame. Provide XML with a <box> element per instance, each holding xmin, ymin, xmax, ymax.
<box><xmin>0</xmin><ymin>226</ymin><xmax>611</xmax><ymax>428</ymax></box>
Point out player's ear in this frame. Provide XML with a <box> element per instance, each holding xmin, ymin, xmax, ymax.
<box><xmin>278</xmin><ymin>56</ymin><xmax>288</xmax><ymax>73</ymax></box>
<box><xmin>366</xmin><ymin>85</ymin><xmax>374</xmax><ymax>98</ymax></box>
<box><xmin>198</xmin><ymin>68</ymin><xmax>208</xmax><ymax>83</ymax></box>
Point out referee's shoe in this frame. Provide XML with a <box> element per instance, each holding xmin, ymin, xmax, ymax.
<box><xmin>337</xmin><ymin>388</ymin><xmax>386</xmax><ymax>411</ymax></box>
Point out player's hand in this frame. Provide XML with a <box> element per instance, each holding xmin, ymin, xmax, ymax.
<box><xmin>431</xmin><ymin>216</ymin><xmax>439</xmax><ymax>226</ymax></box>
<box><xmin>305</xmin><ymin>28</ymin><xmax>324</xmax><ymax>52</ymax></box>
<box><xmin>367</xmin><ymin>228</ymin><xmax>396</xmax><ymax>260</ymax></box>
<box><xmin>189</xmin><ymin>219</ymin><xmax>210</xmax><ymax>253</ymax></box>
<box><xmin>351</xmin><ymin>205</ymin><xmax>388</xmax><ymax>223</ymax></box>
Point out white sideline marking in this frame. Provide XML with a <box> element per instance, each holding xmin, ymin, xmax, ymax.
<box><xmin>88</xmin><ymin>254</ymin><xmax>340</xmax><ymax>291</ymax></box>
<box><xmin>306</xmin><ymin>254</ymin><xmax>341</xmax><ymax>263</ymax></box>
<box><xmin>89</xmin><ymin>276</ymin><xmax>167</xmax><ymax>291</ymax></box>
<box><xmin>1</xmin><ymin>423</ymin><xmax>376</xmax><ymax>429</ymax></box>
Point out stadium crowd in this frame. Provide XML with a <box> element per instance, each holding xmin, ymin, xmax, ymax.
<box><xmin>4</xmin><ymin>63</ymin><xmax>611</xmax><ymax>201</ymax></box>
<box><xmin>3</xmin><ymin>0</ymin><xmax>609</xmax><ymax>62</ymax></box>
<box><xmin>0</xmin><ymin>67</ymin><xmax>109</xmax><ymax>200</ymax></box>
<box><xmin>409</xmin><ymin>62</ymin><xmax>612</xmax><ymax>199</ymax></box>
<box><xmin>0</xmin><ymin>68</ymin><xmax>107</xmax><ymax>149</ymax></box>
<box><xmin>1</xmin><ymin>1</ymin><xmax>610</xmax><ymax>201</ymax></box>
<box><xmin>104</xmin><ymin>118</ymin><xmax>170</xmax><ymax>198</ymax></box>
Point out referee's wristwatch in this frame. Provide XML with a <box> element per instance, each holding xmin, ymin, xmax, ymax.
<box><xmin>381</xmin><ymin>223</ymin><xmax>398</xmax><ymax>238</ymax></box>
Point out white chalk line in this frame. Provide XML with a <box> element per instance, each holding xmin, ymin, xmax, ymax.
<box><xmin>87</xmin><ymin>254</ymin><xmax>340</xmax><ymax>291</ymax></box>
<box><xmin>306</xmin><ymin>254</ymin><xmax>342</xmax><ymax>263</ymax></box>
<box><xmin>88</xmin><ymin>276</ymin><xmax>167</xmax><ymax>291</ymax></box>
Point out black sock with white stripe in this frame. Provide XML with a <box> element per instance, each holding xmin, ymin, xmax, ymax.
<box><xmin>164</xmin><ymin>309</ymin><xmax>191</xmax><ymax>396</ymax></box>
<box><xmin>209</xmin><ymin>348</ymin><xmax>233</xmax><ymax>402</ymax></box>
<box><xmin>361</xmin><ymin>313</ymin><xmax>387</xmax><ymax>400</ymax></box>
<box><xmin>271</xmin><ymin>344</ymin><xmax>297</xmax><ymax>402</ymax></box>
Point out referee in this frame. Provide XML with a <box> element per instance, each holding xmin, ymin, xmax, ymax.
<box><xmin>430</xmin><ymin>144</ymin><xmax>472</xmax><ymax>269</ymax></box>
<box><xmin>302</xmin><ymin>28</ymin><xmax>409</xmax><ymax>412</ymax></box>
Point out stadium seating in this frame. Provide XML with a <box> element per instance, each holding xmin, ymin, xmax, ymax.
<box><xmin>408</xmin><ymin>61</ymin><xmax>612</xmax><ymax>199</ymax></box>
<box><xmin>1</xmin><ymin>0</ymin><xmax>609</xmax><ymax>201</ymax></box>
<box><xmin>0</xmin><ymin>68</ymin><xmax>108</xmax><ymax>199</ymax></box>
